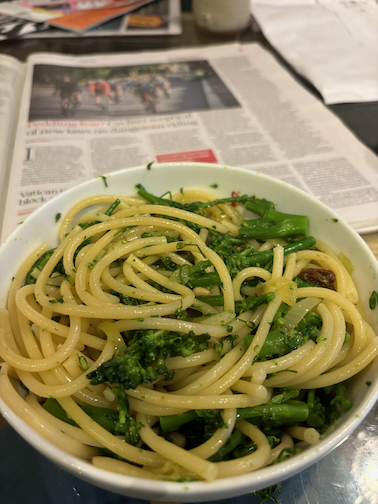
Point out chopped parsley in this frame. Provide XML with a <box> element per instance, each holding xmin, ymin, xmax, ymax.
<box><xmin>98</xmin><ymin>175</ymin><xmax>108</xmax><ymax>187</ymax></box>
<box><xmin>369</xmin><ymin>290</ymin><xmax>378</xmax><ymax>310</ymax></box>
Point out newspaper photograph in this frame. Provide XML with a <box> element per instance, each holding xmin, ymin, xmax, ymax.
<box><xmin>28</xmin><ymin>60</ymin><xmax>240</xmax><ymax>120</ymax></box>
<box><xmin>1</xmin><ymin>43</ymin><xmax>378</xmax><ymax>241</ymax></box>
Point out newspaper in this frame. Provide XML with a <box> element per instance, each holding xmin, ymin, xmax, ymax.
<box><xmin>1</xmin><ymin>43</ymin><xmax>378</xmax><ymax>242</ymax></box>
<box><xmin>250</xmin><ymin>0</ymin><xmax>378</xmax><ymax>104</ymax></box>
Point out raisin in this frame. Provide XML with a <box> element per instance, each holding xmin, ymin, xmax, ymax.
<box><xmin>298</xmin><ymin>268</ymin><xmax>336</xmax><ymax>290</ymax></box>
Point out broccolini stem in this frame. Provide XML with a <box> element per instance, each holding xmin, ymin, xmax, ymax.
<box><xmin>236</xmin><ymin>401</ymin><xmax>309</xmax><ymax>424</ymax></box>
<box><xmin>232</xmin><ymin>236</ymin><xmax>316</xmax><ymax>269</ymax></box>
<box><xmin>82</xmin><ymin>404</ymin><xmax>121</xmax><ymax>433</ymax></box>
<box><xmin>136</xmin><ymin>184</ymin><xmax>184</xmax><ymax>208</ymax></box>
<box><xmin>136</xmin><ymin>184</ymin><xmax>249</xmax><ymax>212</ymax></box>
<box><xmin>239</xmin><ymin>215</ymin><xmax>308</xmax><ymax>239</ymax></box>
<box><xmin>208</xmin><ymin>429</ymin><xmax>243</xmax><ymax>462</ymax></box>
<box><xmin>160</xmin><ymin>410</ymin><xmax>198</xmax><ymax>433</ymax></box>
<box><xmin>283</xmin><ymin>236</ymin><xmax>316</xmax><ymax>255</ymax></box>
<box><xmin>43</xmin><ymin>398</ymin><xmax>121</xmax><ymax>433</ymax></box>
<box><xmin>242</xmin><ymin>199</ymin><xmax>309</xmax><ymax>239</ymax></box>
<box><xmin>195</xmin><ymin>294</ymin><xmax>224</xmax><ymax>306</ymax></box>
<box><xmin>244</xmin><ymin>198</ymin><xmax>274</xmax><ymax>216</ymax></box>
<box><xmin>187</xmin><ymin>272</ymin><xmax>223</xmax><ymax>288</ymax></box>
<box><xmin>160</xmin><ymin>399</ymin><xmax>309</xmax><ymax>433</ymax></box>
<box><xmin>235</xmin><ymin>291</ymin><xmax>276</xmax><ymax>314</ymax></box>
<box><xmin>195</xmin><ymin>292</ymin><xmax>275</xmax><ymax>313</ymax></box>
<box><xmin>43</xmin><ymin>397</ymin><xmax>78</xmax><ymax>426</ymax></box>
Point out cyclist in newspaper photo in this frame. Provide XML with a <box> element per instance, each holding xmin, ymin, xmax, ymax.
<box><xmin>55</xmin><ymin>75</ymin><xmax>82</xmax><ymax>117</ymax></box>
<box><xmin>153</xmin><ymin>74</ymin><xmax>171</xmax><ymax>98</ymax></box>
<box><xmin>124</xmin><ymin>73</ymin><xmax>172</xmax><ymax>113</ymax></box>
<box><xmin>89</xmin><ymin>80</ymin><xmax>112</xmax><ymax>113</ymax></box>
<box><xmin>108</xmin><ymin>80</ymin><xmax>124</xmax><ymax>104</ymax></box>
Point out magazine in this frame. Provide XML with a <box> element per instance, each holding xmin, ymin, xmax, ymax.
<box><xmin>1</xmin><ymin>42</ymin><xmax>378</xmax><ymax>242</ymax></box>
<box><xmin>25</xmin><ymin>0</ymin><xmax>182</xmax><ymax>37</ymax></box>
<box><xmin>0</xmin><ymin>0</ymin><xmax>181</xmax><ymax>39</ymax></box>
<box><xmin>0</xmin><ymin>0</ymin><xmax>155</xmax><ymax>34</ymax></box>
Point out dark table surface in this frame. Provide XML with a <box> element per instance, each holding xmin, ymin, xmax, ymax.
<box><xmin>1</xmin><ymin>7</ymin><xmax>378</xmax><ymax>504</ymax></box>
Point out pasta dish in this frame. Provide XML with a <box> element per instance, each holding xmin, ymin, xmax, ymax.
<box><xmin>0</xmin><ymin>184</ymin><xmax>377</xmax><ymax>482</ymax></box>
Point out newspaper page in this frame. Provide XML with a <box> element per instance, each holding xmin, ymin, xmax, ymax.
<box><xmin>0</xmin><ymin>54</ymin><xmax>26</xmax><ymax>228</ymax></box>
<box><xmin>250</xmin><ymin>0</ymin><xmax>378</xmax><ymax>104</ymax></box>
<box><xmin>2</xmin><ymin>43</ymin><xmax>378</xmax><ymax>241</ymax></box>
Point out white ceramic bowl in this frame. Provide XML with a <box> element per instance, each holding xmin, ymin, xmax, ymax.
<box><xmin>0</xmin><ymin>162</ymin><xmax>377</xmax><ymax>502</ymax></box>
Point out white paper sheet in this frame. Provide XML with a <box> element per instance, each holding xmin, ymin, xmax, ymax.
<box><xmin>251</xmin><ymin>0</ymin><xmax>378</xmax><ymax>104</ymax></box>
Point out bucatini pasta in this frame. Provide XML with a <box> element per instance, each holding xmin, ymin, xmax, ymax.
<box><xmin>0</xmin><ymin>185</ymin><xmax>377</xmax><ymax>483</ymax></box>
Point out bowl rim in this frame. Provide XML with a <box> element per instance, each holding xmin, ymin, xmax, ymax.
<box><xmin>0</xmin><ymin>161</ymin><xmax>377</xmax><ymax>501</ymax></box>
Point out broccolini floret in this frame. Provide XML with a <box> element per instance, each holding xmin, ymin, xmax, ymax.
<box><xmin>87</xmin><ymin>329</ymin><xmax>210</xmax><ymax>389</ymax></box>
<box><xmin>206</xmin><ymin>233</ymin><xmax>316</xmax><ymax>278</ymax></box>
<box><xmin>171</xmin><ymin>259</ymin><xmax>222</xmax><ymax>289</ymax></box>
<box><xmin>111</xmin><ymin>386</ymin><xmax>143</xmax><ymax>445</ymax></box>
<box><xmin>306</xmin><ymin>384</ymin><xmax>352</xmax><ymax>434</ymax></box>
<box><xmin>256</xmin><ymin>310</ymin><xmax>322</xmax><ymax>361</ymax></box>
<box><xmin>241</xmin><ymin>197</ymin><xmax>308</xmax><ymax>239</ymax></box>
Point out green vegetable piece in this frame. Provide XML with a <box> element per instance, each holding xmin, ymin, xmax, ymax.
<box><xmin>174</xmin><ymin>260</ymin><xmax>222</xmax><ymax>289</ymax></box>
<box><xmin>98</xmin><ymin>175</ymin><xmax>108</xmax><ymax>187</ymax></box>
<box><xmin>305</xmin><ymin>384</ymin><xmax>353</xmax><ymax>433</ymax></box>
<box><xmin>111</xmin><ymin>387</ymin><xmax>142</xmax><ymax>445</ymax></box>
<box><xmin>240</xmin><ymin>197</ymin><xmax>308</xmax><ymax>239</ymax></box>
<box><xmin>236</xmin><ymin>401</ymin><xmax>309</xmax><ymax>425</ymax></box>
<box><xmin>235</xmin><ymin>292</ymin><xmax>275</xmax><ymax>315</ymax></box>
<box><xmin>160</xmin><ymin>409</ymin><xmax>225</xmax><ymax>435</ymax></box>
<box><xmin>272</xmin><ymin>448</ymin><xmax>303</xmax><ymax>465</ymax></box>
<box><xmin>43</xmin><ymin>398</ymin><xmax>78</xmax><ymax>426</ymax></box>
<box><xmin>77</xmin><ymin>354</ymin><xmax>89</xmax><ymax>371</ymax></box>
<box><xmin>136</xmin><ymin>184</ymin><xmax>250</xmax><ymax>212</ymax></box>
<box><xmin>104</xmin><ymin>198</ymin><xmax>121</xmax><ymax>216</ymax></box>
<box><xmin>87</xmin><ymin>329</ymin><xmax>210</xmax><ymax>390</ymax></box>
<box><xmin>160</xmin><ymin>411</ymin><xmax>198</xmax><ymax>433</ymax></box>
<box><xmin>369</xmin><ymin>290</ymin><xmax>378</xmax><ymax>310</ymax></box>
<box><xmin>24</xmin><ymin>249</ymin><xmax>55</xmax><ymax>285</ymax></box>
<box><xmin>250</xmin><ymin>483</ymin><xmax>282</xmax><ymax>504</ymax></box>
<box><xmin>208</xmin><ymin>430</ymin><xmax>243</xmax><ymax>462</ymax></box>
<box><xmin>257</xmin><ymin>310</ymin><xmax>321</xmax><ymax>361</ymax></box>
<box><xmin>195</xmin><ymin>294</ymin><xmax>224</xmax><ymax>306</ymax></box>
<box><xmin>329</xmin><ymin>384</ymin><xmax>352</xmax><ymax>412</ymax></box>
<box><xmin>208</xmin><ymin>234</ymin><xmax>316</xmax><ymax>279</ymax></box>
